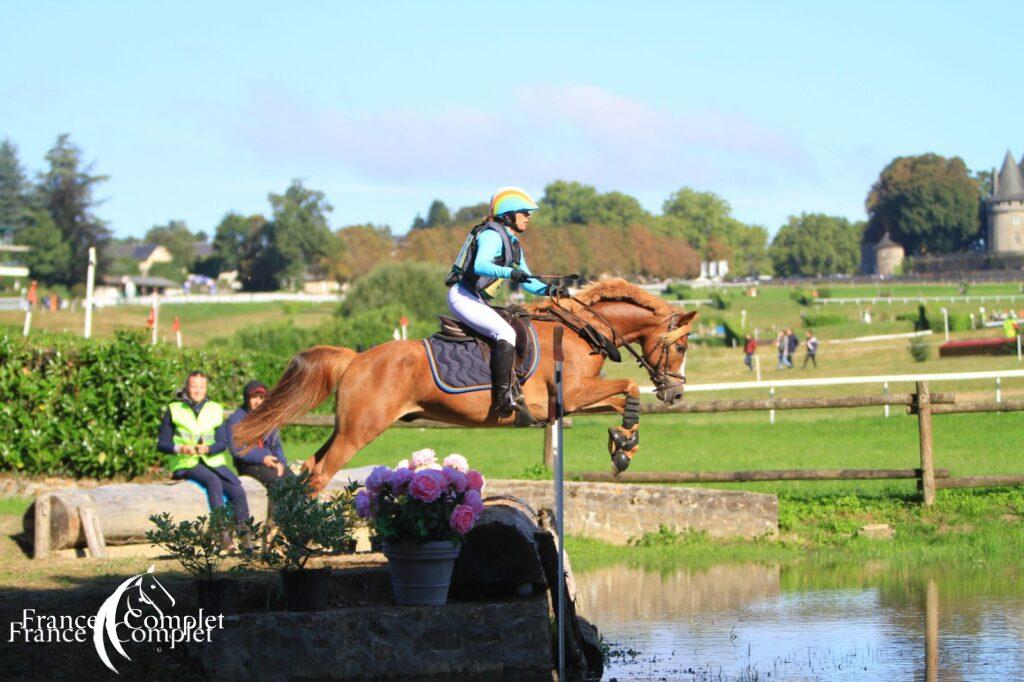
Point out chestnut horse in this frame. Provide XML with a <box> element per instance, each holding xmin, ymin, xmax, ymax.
<box><xmin>233</xmin><ymin>279</ymin><xmax>697</xmax><ymax>493</ymax></box>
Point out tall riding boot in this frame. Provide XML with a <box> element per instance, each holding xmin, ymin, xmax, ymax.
<box><xmin>490</xmin><ymin>340</ymin><xmax>516</xmax><ymax>417</ymax></box>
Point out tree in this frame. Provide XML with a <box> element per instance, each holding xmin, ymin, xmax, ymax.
<box><xmin>865</xmin><ymin>154</ymin><xmax>981</xmax><ymax>255</ymax></box>
<box><xmin>539</xmin><ymin>180</ymin><xmax>649</xmax><ymax>228</ymax></box>
<box><xmin>37</xmin><ymin>134</ymin><xmax>110</xmax><ymax>285</ymax></box>
<box><xmin>17</xmin><ymin>209</ymin><xmax>71</xmax><ymax>283</ymax></box>
<box><xmin>425</xmin><ymin>200</ymin><xmax>451</xmax><ymax>228</ymax></box>
<box><xmin>145</xmin><ymin>220</ymin><xmax>197</xmax><ymax>267</ymax></box>
<box><xmin>329</xmin><ymin>224</ymin><xmax>393</xmax><ymax>281</ymax></box>
<box><xmin>769</xmin><ymin>213</ymin><xmax>862</xmax><ymax>277</ymax></box>
<box><xmin>452</xmin><ymin>202</ymin><xmax>490</xmax><ymax>225</ymax></box>
<box><xmin>211</xmin><ymin>212</ymin><xmax>258</xmax><ymax>273</ymax></box>
<box><xmin>410</xmin><ymin>214</ymin><xmax>427</xmax><ymax>230</ymax></box>
<box><xmin>237</xmin><ymin>216</ymin><xmax>279</xmax><ymax>291</ymax></box>
<box><xmin>0</xmin><ymin>139</ymin><xmax>31</xmax><ymax>232</ymax></box>
<box><xmin>338</xmin><ymin>261</ymin><xmax>448</xmax><ymax>322</ymax></box>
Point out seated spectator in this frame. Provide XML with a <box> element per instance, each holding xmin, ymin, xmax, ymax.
<box><xmin>227</xmin><ymin>380</ymin><xmax>293</xmax><ymax>488</ymax></box>
<box><xmin>157</xmin><ymin>371</ymin><xmax>251</xmax><ymax>532</ymax></box>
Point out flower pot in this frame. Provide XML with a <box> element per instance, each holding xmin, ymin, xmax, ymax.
<box><xmin>194</xmin><ymin>578</ymin><xmax>238</xmax><ymax>614</ymax></box>
<box><xmin>280</xmin><ymin>567</ymin><xmax>331</xmax><ymax>612</ymax></box>
<box><xmin>381</xmin><ymin>540</ymin><xmax>460</xmax><ymax>606</ymax></box>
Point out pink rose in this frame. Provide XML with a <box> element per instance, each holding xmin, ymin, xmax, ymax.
<box><xmin>410</xmin><ymin>448</ymin><xmax>437</xmax><ymax>471</ymax></box>
<box><xmin>354</xmin><ymin>490</ymin><xmax>374</xmax><ymax>518</ymax></box>
<box><xmin>365</xmin><ymin>465</ymin><xmax>392</xmax><ymax>493</ymax></box>
<box><xmin>463</xmin><ymin>489</ymin><xmax>484</xmax><ymax>514</ymax></box>
<box><xmin>450</xmin><ymin>504</ymin><xmax>477</xmax><ymax>535</ymax></box>
<box><xmin>442</xmin><ymin>466</ymin><xmax>467</xmax><ymax>493</ymax></box>
<box><xmin>409</xmin><ymin>469</ymin><xmax>446</xmax><ymax>503</ymax></box>
<box><xmin>443</xmin><ymin>454</ymin><xmax>469</xmax><ymax>473</ymax></box>
<box><xmin>466</xmin><ymin>470</ymin><xmax>485</xmax><ymax>491</ymax></box>
<box><xmin>391</xmin><ymin>467</ymin><xmax>414</xmax><ymax>495</ymax></box>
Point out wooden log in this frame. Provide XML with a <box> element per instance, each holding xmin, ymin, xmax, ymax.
<box><xmin>639</xmin><ymin>393</ymin><xmax>955</xmax><ymax>414</ymax></box>
<box><xmin>574</xmin><ymin>468</ymin><xmax>951</xmax><ymax>484</ymax></box>
<box><xmin>79</xmin><ymin>505</ymin><xmax>106</xmax><ymax>558</ymax></box>
<box><xmin>935</xmin><ymin>475</ymin><xmax>1024</xmax><ymax>489</ymax></box>
<box><xmin>23</xmin><ymin>476</ymin><xmax>357</xmax><ymax>552</ymax></box>
<box><xmin>929</xmin><ymin>400</ymin><xmax>1024</xmax><ymax>414</ymax></box>
<box><xmin>917</xmin><ymin>382</ymin><xmax>936</xmax><ymax>506</ymax></box>
<box><xmin>451</xmin><ymin>497</ymin><xmax>547</xmax><ymax>596</ymax></box>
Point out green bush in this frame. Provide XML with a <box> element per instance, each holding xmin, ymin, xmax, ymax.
<box><xmin>800</xmin><ymin>312</ymin><xmax>848</xmax><ymax>327</ymax></box>
<box><xmin>908</xmin><ymin>338</ymin><xmax>931</xmax><ymax>362</ymax></box>
<box><xmin>662</xmin><ymin>283</ymin><xmax>694</xmax><ymax>300</ymax></box>
<box><xmin>0</xmin><ymin>329</ymin><xmax>286</xmax><ymax>477</ymax></box>
<box><xmin>790</xmin><ymin>289</ymin><xmax>813</xmax><ymax>306</ymax></box>
<box><xmin>339</xmin><ymin>261</ymin><xmax>448</xmax><ymax>322</ymax></box>
<box><xmin>709</xmin><ymin>290</ymin><xmax>732</xmax><ymax>310</ymax></box>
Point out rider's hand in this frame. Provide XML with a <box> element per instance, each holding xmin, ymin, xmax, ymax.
<box><xmin>509</xmin><ymin>268</ymin><xmax>530</xmax><ymax>284</ymax></box>
<box><xmin>547</xmin><ymin>283</ymin><xmax>570</xmax><ymax>298</ymax></box>
<box><xmin>276</xmin><ymin>462</ymin><xmax>286</xmax><ymax>477</ymax></box>
<box><xmin>263</xmin><ymin>455</ymin><xmax>278</xmax><ymax>469</ymax></box>
<box><xmin>195</xmin><ymin>444</ymin><xmax>209</xmax><ymax>455</ymax></box>
<box><xmin>178</xmin><ymin>445</ymin><xmax>195</xmax><ymax>455</ymax></box>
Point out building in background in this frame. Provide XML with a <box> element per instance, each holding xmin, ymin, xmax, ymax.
<box><xmin>987</xmin><ymin>151</ymin><xmax>1024</xmax><ymax>253</ymax></box>
<box><xmin>873</xmin><ymin>232</ymin><xmax>905</xmax><ymax>276</ymax></box>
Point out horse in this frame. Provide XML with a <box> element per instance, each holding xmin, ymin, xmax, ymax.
<box><xmin>233</xmin><ymin>279</ymin><xmax>697</xmax><ymax>493</ymax></box>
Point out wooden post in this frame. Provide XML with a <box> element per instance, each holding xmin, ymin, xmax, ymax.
<box><xmin>33</xmin><ymin>494</ymin><xmax>51</xmax><ymax>560</ymax></box>
<box><xmin>79</xmin><ymin>505</ymin><xmax>107</xmax><ymax>558</ymax></box>
<box><xmin>543</xmin><ymin>421</ymin><xmax>555</xmax><ymax>470</ymax></box>
<box><xmin>917</xmin><ymin>381</ymin><xmax>936</xmax><ymax>506</ymax></box>
<box><xmin>925</xmin><ymin>577</ymin><xmax>938</xmax><ymax>682</ymax></box>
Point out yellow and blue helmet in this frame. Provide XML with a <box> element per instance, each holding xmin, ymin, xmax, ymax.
<box><xmin>489</xmin><ymin>186</ymin><xmax>539</xmax><ymax>218</ymax></box>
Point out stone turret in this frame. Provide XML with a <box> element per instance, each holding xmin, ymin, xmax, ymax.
<box><xmin>987</xmin><ymin>150</ymin><xmax>1024</xmax><ymax>252</ymax></box>
<box><xmin>874</xmin><ymin>232</ymin><xmax>904</xmax><ymax>276</ymax></box>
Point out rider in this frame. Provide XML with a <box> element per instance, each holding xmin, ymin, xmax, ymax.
<box><xmin>446</xmin><ymin>186</ymin><xmax>569</xmax><ymax>416</ymax></box>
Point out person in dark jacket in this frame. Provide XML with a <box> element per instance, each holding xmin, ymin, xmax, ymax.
<box><xmin>157</xmin><ymin>371</ymin><xmax>250</xmax><ymax>523</ymax></box>
<box><xmin>226</xmin><ymin>380</ymin><xmax>293</xmax><ymax>488</ymax></box>
<box><xmin>785</xmin><ymin>328</ymin><xmax>799</xmax><ymax>369</ymax></box>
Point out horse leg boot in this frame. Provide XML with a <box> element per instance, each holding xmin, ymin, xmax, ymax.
<box><xmin>608</xmin><ymin>395</ymin><xmax>641</xmax><ymax>473</ymax></box>
<box><xmin>490</xmin><ymin>339</ymin><xmax>516</xmax><ymax>417</ymax></box>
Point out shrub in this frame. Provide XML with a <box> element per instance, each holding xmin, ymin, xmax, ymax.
<box><xmin>146</xmin><ymin>505</ymin><xmax>245</xmax><ymax>581</ymax></box>
<box><xmin>800</xmin><ymin>312</ymin><xmax>848</xmax><ymax>327</ymax></box>
<box><xmin>339</xmin><ymin>261</ymin><xmax>448</xmax><ymax>322</ymax></box>
<box><xmin>908</xmin><ymin>337</ymin><xmax>931</xmax><ymax>362</ymax></box>
<box><xmin>662</xmin><ymin>283</ymin><xmax>693</xmax><ymax>300</ymax></box>
<box><xmin>790</xmin><ymin>289</ymin><xmax>813</xmax><ymax>306</ymax></box>
<box><xmin>709</xmin><ymin>290</ymin><xmax>732</xmax><ymax>310</ymax></box>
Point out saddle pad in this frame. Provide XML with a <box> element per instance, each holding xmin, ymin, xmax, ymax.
<box><xmin>423</xmin><ymin>324</ymin><xmax>541</xmax><ymax>394</ymax></box>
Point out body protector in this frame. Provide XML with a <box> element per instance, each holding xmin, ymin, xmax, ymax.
<box><xmin>445</xmin><ymin>221</ymin><xmax>522</xmax><ymax>299</ymax></box>
<box><xmin>166</xmin><ymin>400</ymin><xmax>228</xmax><ymax>471</ymax></box>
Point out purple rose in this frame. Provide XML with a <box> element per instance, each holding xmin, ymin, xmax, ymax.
<box><xmin>365</xmin><ymin>465</ymin><xmax>392</xmax><ymax>494</ymax></box>
<box><xmin>355</xmin><ymin>490</ymin><xmax>374</xmax><ymax>518</ymax></box>
<box><xmin>391</xmin><ymin>466</ymin><xmax>414</xmax><ymax>495</ymax></box>
<box><xmin>410</xmin><ymin>469</ymin><xmax>446</xmax><ymax>503</ymax></box>
<box><xmin>442</xmin><ymin>466</ymin><xmax>467</xmax><ymax>493</ymax></box>
<box><xmin>450</xmin><ymin>504</ymin><xmax>477</xmax><ymax>535</ymax></box>
<box><xmin>463</xmin><ymin>489</ymin><xmax>484</xmax><ymax>514</ymax></box>
<box><xmin>466</xmin><ymin>470</ymin><xmax>485</xmax><ymax>491</ymax></box>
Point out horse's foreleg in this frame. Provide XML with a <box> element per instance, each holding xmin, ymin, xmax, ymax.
<box><xmin>566</xmin><ymin>378</ymin><xmax>641</xmax><ymax>472</ymax></box>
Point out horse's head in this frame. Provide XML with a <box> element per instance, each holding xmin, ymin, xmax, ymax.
<box><xmin>638</xmin><ymin>308</ymin><xmax>698</xmax><ymax>405</ymax></box>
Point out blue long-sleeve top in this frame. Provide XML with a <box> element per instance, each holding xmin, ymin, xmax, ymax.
<box><xmin>156</xmin><ymin>398</ymin><xmax>229</xmax><ymax>455</ymax></box>
<box><xmin>473</xmin><ymin>227</ymin><xmax>549</xmax><ymax>296</ymax></box>
<box><xmin>225</xmin><ymin>407</ymin><xmax>286</xmax><ymax>466</ymax></box>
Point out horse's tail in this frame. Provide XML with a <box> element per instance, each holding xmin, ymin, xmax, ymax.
<box><xmin>233</xmin><ymin>345</ymin><xmax>357</xmax><ymax>449</ymax></box>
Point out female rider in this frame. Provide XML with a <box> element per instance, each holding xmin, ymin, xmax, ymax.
<box><xmin>447</xmin><ymin>186</ymin><xmax>568</xmax><ymax>416</ymax></box>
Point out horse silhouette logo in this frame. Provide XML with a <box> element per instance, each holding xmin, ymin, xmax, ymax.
<box><xmin>92</xmin><ymin>565</ymin><xmax>175</xmax><ymax>674</ymax></box>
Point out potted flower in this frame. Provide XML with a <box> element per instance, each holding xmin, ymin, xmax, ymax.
<box><xmin>146</xmin><ymin>505</ymin><xmax>251</xmax><ymax>613</ymax></box>
<box><xmin>356</xmin><ymin>449</ymin><xmax>486</xmax><ymax>606</ymax></box>
<box><xmin>253</xmin><ymin>472</ymin><xmax>354</xmax><ymax>612</ymax></box>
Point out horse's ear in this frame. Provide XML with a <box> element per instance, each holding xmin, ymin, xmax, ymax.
<box><xmin>680</xmin><ymin>310</ymin><xmax>698</xmax><ymax>325</ymax></box>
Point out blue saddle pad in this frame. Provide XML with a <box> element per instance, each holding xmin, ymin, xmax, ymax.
<box><xmin>422</xmin><ymin>324</ymin><xmax>541</xmax><ymax>394</ymax></box>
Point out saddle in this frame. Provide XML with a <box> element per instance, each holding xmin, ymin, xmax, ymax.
<box><xmin>435</xmin><ymin>305</ymin><xmax>537</xmax><ymax>379</ymax></box>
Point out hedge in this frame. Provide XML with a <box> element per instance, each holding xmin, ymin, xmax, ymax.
<box><xmin>0</xmin><ymin>330</ymin><xmax>289</xmax><ymax>478</ymax></box>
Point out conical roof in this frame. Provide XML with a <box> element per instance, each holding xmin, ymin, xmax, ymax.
<box><xmin>992</xmin><ymin>150</ymin><xmax>1024</xmax><ymax>202</ymax></box>
<box><xmin>874</xmin><ymin>232</ymin><xmax>901</xmax><ymax>251</ymax></box>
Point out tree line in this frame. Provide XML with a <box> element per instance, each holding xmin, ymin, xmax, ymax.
<box><xmin>0</xmin><ymin>134</ymin><xmax>995</xmax><ymax>291</ymax></box>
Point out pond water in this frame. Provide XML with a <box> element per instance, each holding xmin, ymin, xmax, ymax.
<box><xmin>575</xmin><ymin>561</ymin><xmax>1024</xmax><ymax>681</ymax></box>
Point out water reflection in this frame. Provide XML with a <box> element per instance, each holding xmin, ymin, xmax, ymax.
<box><xmin>576</xmin><ymin>562</ymin><xmax>1024</xmax><ymax>680</ymax></box>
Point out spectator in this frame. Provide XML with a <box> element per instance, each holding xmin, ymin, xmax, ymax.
<box><xmin>776</xmin><ymin>331</ymin><xmax>787</xmax><ymax>369</ymax></box>
<box><xmin>157</xmin><ymin>372</ymin><xmax>251</xmax><ymax>535</ymax></box>
<box><xmin>743</xmin><ymin>334</ymin><xmax>757</xmax><ymax>371</ymax></box>
<box><xmin>227</xmin><ymin>380</ymin><xmax>293</xmax><ymax>488</ymax></box>
<box><xmin>785</xmin><ymin>328</ymin><xmax>799</xmax><ymax>369</ymax></box>
<box><xmin>803</xmin><ymin>330</ymin><xmax>819</xmax><ymax>369</ymax></box>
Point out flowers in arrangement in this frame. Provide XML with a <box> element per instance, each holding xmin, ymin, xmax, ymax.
<box><xmin>356</xmin><ymin>449</ymin><xmax>486</xmax><ymax>544</ymax></box>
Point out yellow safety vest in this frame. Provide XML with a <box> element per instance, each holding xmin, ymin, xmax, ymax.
<box><xmin>166</xmin><ymin>401</ymin><xmax>228</xmax><ymax>472</ymax></box>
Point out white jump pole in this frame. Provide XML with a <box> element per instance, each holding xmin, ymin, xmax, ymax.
<box><xmin>151</xmin><ymin>292</ymin><xmax>159</xmax><ymax>345</ymax></box>
<box><xmin>941</xmin><ymin>307</ymin><xmax>949</xmax><ymax>342</ymax></box>
<box><xmin>769</xmin><ymin>386</ymin><xmax>775</xmax><ymax>424</ymax></box>
<box><xmin>755</xmin><ymin>352</ymin><xmax>762</xmax><ymax>382</ymax></box>
<box><xmin>22</xmin><ymin>308</ymin><xmax>31</xmax><ymax>337</ymax></box>
<box><xmin>84</xmin><ymin>247</ymin><xmax>96</xmax><ymax>339</ymax></box>
<box><xmin>996</xmin><ymin>377</ymin><xmax>1002</xmax><ymax>404</ymax></box>
<box><xmin>1018</xmin><ymin>334</ymin><xmax>1022</xmax><ymax>364</ymax></box>
<box><xmin>551</xmin><ymin>326</ymin><xmax>566</xmax><ymax>681</ymax></box>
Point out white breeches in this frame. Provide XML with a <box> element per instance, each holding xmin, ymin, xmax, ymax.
<box><xmin>447</xmin><ymin>284</ymin><xmax>516</xmax><ymax>345</ymax></box>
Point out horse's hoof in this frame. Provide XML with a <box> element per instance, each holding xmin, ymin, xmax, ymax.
<box><xmin>612</xmin><ymin>452</ymin><xmax>631</xmax><ymax>473</ymax></box>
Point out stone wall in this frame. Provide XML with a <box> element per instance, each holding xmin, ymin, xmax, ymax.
<box><xmin>488</xmin><ymin>479</ymin><xmax>778</xmax><ymax>544</ymax></box>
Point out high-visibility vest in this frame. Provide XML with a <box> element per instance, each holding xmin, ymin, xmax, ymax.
<box><xmin>166</xmin><ymin>401</ymin><xmax>228</xmax><ymax>471</ymax></box>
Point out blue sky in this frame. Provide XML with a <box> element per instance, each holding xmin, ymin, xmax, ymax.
<box><xmin>2</xmin><ymin>1</ymin><xmax>1020</xmax><ymax>239</ymax></box>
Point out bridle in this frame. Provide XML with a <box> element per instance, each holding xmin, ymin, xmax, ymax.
<box><xmin>546</xmin><ymin>296</ymin><xmax>690</xmax><ymax>395</ymax></box>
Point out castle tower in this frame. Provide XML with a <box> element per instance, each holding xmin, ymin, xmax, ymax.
<box><xmin>987</xmin><ymin>150</ymin><xmax>1024</xmax><ymax>252</ymax></box>
<box><xmin>874</xmin><ymin>232</ymin><xmax>905</xmax><ymax>276</ymax></box>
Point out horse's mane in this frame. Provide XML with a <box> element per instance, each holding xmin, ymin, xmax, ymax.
<box><xmin>529</xmin><ymin>278</ymin><xmax>677</xmax><ymax>316</ymax></box>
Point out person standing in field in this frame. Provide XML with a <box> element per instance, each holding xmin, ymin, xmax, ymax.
<box><xmin>785</xmin><ymin>328</ymin><xmax>799</xmax><ymax>369</ymax></box>
<box><xmin>776</xmin><ymin>331</ymin><xmax>787</xmax><ymax>369</ymax></box>
<box><xmin>743</xmin><ymin>334</ymin><xmax>757</xmax><ymax>371</ymax></box>
<box><xmin>227</xmin><ymin>380</ymin><xmax>293</xmax><ymax>488</ymax></box>
<box><xmin>157</xmin><ymin>371</ymin><xmax>251</xmax><ymax>538</ymax></box>
<box><xmin>803</xmin><ymin>330</ymin><xmax>819</xmax><ymax>368</ymax></box>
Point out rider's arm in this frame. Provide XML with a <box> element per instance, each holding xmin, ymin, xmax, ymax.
<box><xmin>472</xmin><ymin>230</ymin><xmax>514</xmax><ymax>280</ymax></box>
<box><xmin>517</xmin><ymin>253</ymin><xmax>549</xmax><ymax>296</ymax></box>
<box><xmin>157</xmin><ymin>409</ymin><xmax>178</xmax><ymax>454</ymax></box>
